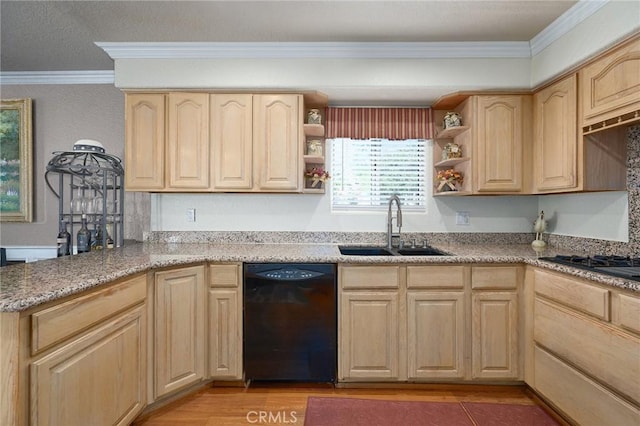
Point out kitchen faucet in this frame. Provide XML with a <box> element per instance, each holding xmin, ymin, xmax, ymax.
<box><xmin>387</xmin><ymin>194</ymin><xmax>403</xmax><ymax>249</ymax></box>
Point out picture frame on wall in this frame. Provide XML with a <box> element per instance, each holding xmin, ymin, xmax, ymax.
<box><xmin>1</xmin><ymin>98</ymin><xmax>33</xmax><ymax>222</ymax></box>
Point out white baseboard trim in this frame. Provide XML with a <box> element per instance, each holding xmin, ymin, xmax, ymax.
<box><xmin>3</xmin><ymin>246</ymin><xmax>58</xmax><ymax>262</ymax></box>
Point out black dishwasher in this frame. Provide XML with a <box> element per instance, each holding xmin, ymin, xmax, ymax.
<box><xmin>243</xmin><ymin>263</ymin><xmax>336</xmax><ymax>383</ymax></box>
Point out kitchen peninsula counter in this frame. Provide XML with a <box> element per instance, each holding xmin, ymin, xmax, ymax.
<box><xmin>1</xmin><ymin>242</ymin><xmax>637</xmax><ymax>312</ymax></box>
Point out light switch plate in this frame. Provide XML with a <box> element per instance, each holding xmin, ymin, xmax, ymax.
<box><xmin>456</xmin><ymin>211</ymin><xmax>470</xmax><ymax>226</ymax></box>
<box><xmin>186</xmin><ymin>208</ymin><xmax>196</xmax><ymax>222</ymax></box>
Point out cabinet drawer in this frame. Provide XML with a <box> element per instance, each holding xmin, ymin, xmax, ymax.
<box><xmin>208</xmin><ymin>263</ymin><xmax>241</xmax><ymax>288</ymax></box>
<box><xmin>534</xmin><ymin>268</ymin><xmax>609</xmax><ymax>320</ymax></box>
<box><xmin>340</xmin><ymin>265</ymin><xmax>401</xmax><ymax>289</ymax></box>
<box><xmin>31</xmin><ymin>274</ymin><xmax>147</xmax><ymax>355</ymax></box>
<box><xmin>471</xmin><ymin>266</ymin><xmax>518</xmax><ymax>289</ymax></box>
<box><xmin>616</xmin><ymin>293</ymin><xmax>640</xmax><ymax>335</ymax></box>
<box><xmin>535</xmin><ymin>298</ymin><xmax>640</xmax><ymax>404</ymax></box>
<box><xmin>534</xmin><ymin>346</ymin><xmax>640</xmax><ymax>426</ymax></box>
<box><xmin>407</xmin><ymin>265</ymin><xmax>465</xmax><ymax>289</ymax></box>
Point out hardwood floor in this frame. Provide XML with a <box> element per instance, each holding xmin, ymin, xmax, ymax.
<box><xmin>134</xmin><ymin>383</ymin><xmax>563</xmax><ymax>425</ymax></box>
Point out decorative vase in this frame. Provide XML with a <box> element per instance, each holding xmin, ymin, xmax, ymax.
<box><xmin>437</xmin><ymin>180</ymin><xmax>458</xmax><ymax>192</ymax></box>
<box><xmin>306</xmin><ymin>178</ymin><xmax>324</xmax><ymax>189</ymax></box>
<box><xmin>307</xmin><ymin>109</ymin><xmax>322</xmax><ymax>124</ymax></box>
<box><xmin>443</xmin><ymin>112</ymin><xmax>462</xmax><ymax>129</ymax></box>
<box><xmin>307</xmin><ymin>140</ymin><xmax>323</xmax><ymax>156</ymax></box>
<box><xmin>442</xmin><ymin>142</ymin><xmax>462</xmax><ymax>161</ymax></box>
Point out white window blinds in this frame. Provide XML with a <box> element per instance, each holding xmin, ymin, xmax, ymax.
<box><xmin>330</xmin><ymin>138</ymin><xmax>427</xmax><ymax>211</ymax></box>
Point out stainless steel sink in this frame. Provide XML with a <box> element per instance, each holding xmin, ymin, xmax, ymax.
<box><xmin>397</xmin><ymin>248</ymin><xmax>447</xmax><ymax>256</ymax></box>
<box><xmin>338</xmin><ymin>245</ymin><xmax>448</xmax><ymax>256</ymax></box>
<box><xmin>338</xmin><ymin>246</ymin><xmax>395</xmax><ymax>256</ymax></box>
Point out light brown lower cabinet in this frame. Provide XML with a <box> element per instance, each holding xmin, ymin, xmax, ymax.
<box><xmin>30</xmin><ymin>306</ymin><xmax>146</xmax><ymax>426</ymax></box>
<box><xmin>534</xmin><ymin>346</ymin><xmax>640</xmax><ymax>426</ymax></box>
<box><xmin>532</xmin><ymin>268</ymin><xmax>640</xmax><ymax>425</ymax></box>
<box><xmin>471</xmin><ymin>266</ymin><xmax>521</xmax><ymax>380</ymax></box>
<box><xmin>153</xmin><ymin>265</ymin><xmax>206</xmax><ymax>399</ymax></box>
<box><xmin>339</xmin><ymin>265</ymin><xmax>402</xmax><ymax>381</ymax></box>
<box><xmin>471</xmin><ymin>291</ymin><xmax>519</xmax><ymax>379</ymax></box>
<box><xmin>26</xmin><ymin>274</ymin><xmax>147</xmax><ymax>426</ymax></box>
<box><xmin>10</xmin><ymin>260</ymin><xmax>640</xmax><ymax>425</ymax></box>
<box><xmin>208</xmin><ymin>263</ymin><xmax>243</xmax><ymax>379</ymax></box>
<box><xmin>406</xmin><ymin>265</ymin><xmax>467</xmax><ymax>380</ymax></box>
<box><xmin>339</xmin><ymin>264</ymin><xmax>521</xmax><ymax>383</ymax></box>
<box><xmin>407</xmin><ymin>290</ymin><xmax>465</xmax><ymax>379</ymax></box>
<box><xmin>340</xmin><ymin>291</ymin><xmax>401</xmax><ymax>380</ymax></box>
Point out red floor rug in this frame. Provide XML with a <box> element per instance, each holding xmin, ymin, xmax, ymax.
<box><xmin>304</xmin><ymin>397</ymin><xmax>561</xmax><ymax>426</ymax></box>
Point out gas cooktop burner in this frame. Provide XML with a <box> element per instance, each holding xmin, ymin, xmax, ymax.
<box><xmin>553</xmin><ymin>255</ymin><xmax>639</xmax><ymax>268</ymax></box>
<box><xmin>541</xmin><ymin>255</ymin><xmax>640</xmax><ymax>282</ymax></box>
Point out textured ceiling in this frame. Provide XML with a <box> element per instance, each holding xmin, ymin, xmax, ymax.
<box><xmin>1</xmin><ymin>0</ymin><xmax>578</xmax><ymax>72</ymax></box>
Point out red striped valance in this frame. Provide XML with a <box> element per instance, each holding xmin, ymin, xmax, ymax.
<box><xmin>325</xmin><ymin>107</ymin><xmax>434</xmax><ymax>140</ymax></box>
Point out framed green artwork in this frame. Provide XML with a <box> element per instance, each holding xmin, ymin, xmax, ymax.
<box><xmin>1</xmin><ymin>98</ymin><xmax>33</xmax><ymax>222</ymax></box>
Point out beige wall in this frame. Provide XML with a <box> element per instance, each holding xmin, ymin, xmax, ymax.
<box><xmin>0</xmin><ymin>84</ymin><xmax>134</xmax><ymax>246</ymax></box>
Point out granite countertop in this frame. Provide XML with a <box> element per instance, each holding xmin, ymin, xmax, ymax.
<box><xmin>1</xmin><ymin>242</ymin><xmax>638</xmax><ymax>312</ymax></box>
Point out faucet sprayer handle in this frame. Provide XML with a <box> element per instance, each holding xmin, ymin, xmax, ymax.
<box><xmin>391</xmin><ymin>194</ymin><xmax>402</xmax><ymax>227</ymax></box>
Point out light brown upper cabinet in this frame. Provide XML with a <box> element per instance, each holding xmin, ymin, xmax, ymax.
<box><xmin>252</xmin><ymin>94</ymin><xmax>301</xmax><ymax>191</ymax></box>
<box><xmin>167</xmin><ymin>93</ymin><xmax>211</xmax><ymax>190</ymax></box>
<box><xmin>125</xmin><ymin>92</ymin><xmax>302</xmax><ymax>192</ymax></box>
<box><xmin>533</xmin><ymin>72</ymin><xmax>627</xmax><ymax>194</ymax></box>
<box><xmin>474</xmin><ymin>95</ymin><xmax>531</xmax><ymax>193</ymax></box>
<box><xmin>211</xmin><ymin>93</ymin><xmax>302</xmax><ymax>192</ymax></box>
<box><xmin>125</xmin><ymin>92</ymin><xmax>210</xmax><ymax>192</ymax></box>
<box><xmin>533</xmin><ymin>74</ymin><xmax>578</xmax><ymax>192</ymax></box>
<box><xmin>580</xmin><ymin>36</ymin><xmax>640</xmax><ymax>130</ymax></box>
<box><xmin>125</xmin><ymin>93</ymin><xmax>166</xmax><ymax>191</ymax></box>
<box><xmin>433</xmin><ymin>94</ymin><xmax>532</xmax><ymax>195</ymax></box>
<box><xmin>533</xmin><ymin>37</ymin><xmax>635</xmax><ymax>195</ymax></box>
<box><xmin>211</xmin><ymin>94</ymin><xmax>254</xmax><ymax>190</ymax></box>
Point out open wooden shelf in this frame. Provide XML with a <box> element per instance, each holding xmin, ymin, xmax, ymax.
<box><xmin>303</xmin><ymin>124</ymin><xmax>325</xmax><ymax>137</ymax></box>
<box><xmin>303</xmin><ymin>155</ymin><xmax>325</xmax><ymax>164</ymax></box>
<box><xmin>433</xmin><ymin>190</ymin><xmax>472</xmax><ymax>197</ymax></box>
<box><xmin>434</xmin><ymin>157</ymin><xmax>471</xmax><ymax>168</ymax></box>
<box><xmin>302</xmin><ymin>187</ymin><xmax>325</xmax><ymax>194</ymax></box>
<box><xmin>302</xmin><ymin>111</ymin><xmax>327</xmax><ymax>193</ymax></box>
<box><xmin>435</xmin><ymin>126</ymin><xmax>470</xmax><ymax>139</ymax></box>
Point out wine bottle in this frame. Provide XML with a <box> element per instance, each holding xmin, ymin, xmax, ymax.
<box><xmin>93</xmin><ymin>224</ymin><xmax>104</xmax><ymax>251</ymax></box>
<box><xmin>105</xmin><ymin>224</ymin><xmax>114</xmax><ymax>249</ymax></box>
<box><xmin>56</xmin><ymin>219</ymin><xmax>71</xmax><ymax>257</ymax></box>
<box><xmin>76</xmin><ymin>214</ymin><xmax>92</xmax><ymax>253</ymax></box>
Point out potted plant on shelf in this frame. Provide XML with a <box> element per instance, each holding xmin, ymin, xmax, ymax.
<box><xmin>436</xmin><ymin>168</ymin><xmax>463</xmax><ymax>192</ymax></box>
<box><xmin>305</xmin><ymin>167</ymin><xmax>330</xmax><ymax>188</ymax></box>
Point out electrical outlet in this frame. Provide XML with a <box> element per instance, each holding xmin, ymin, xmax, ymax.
<box><xmin>186</xmin><ymin>208</ymin><xmax>196</xmax><ymax>222</ymax></box>
<box><xmin>455</xmin><ymin>211</ymin><xmax>470</xmax><ymax>226</ymax></box>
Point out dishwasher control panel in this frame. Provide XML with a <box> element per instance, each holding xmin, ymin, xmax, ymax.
<box><xmin>256</xmin><ymin>268</ymin><xmax>324</xmax><ymax>281</ymax></box>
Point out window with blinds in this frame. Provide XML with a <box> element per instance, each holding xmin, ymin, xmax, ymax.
<box><xmin>330</xmin><ymin>138</ymin><xmax>427</xmax><ymax>211</ymax></box>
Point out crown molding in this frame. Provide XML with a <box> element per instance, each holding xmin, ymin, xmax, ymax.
<box><xmin>0</xmin><ymin>0</ymin><xmax>610</xmax><ymax>85</ymax></box>
<box><xmin>530</xmin><ymin>0</ymin><xmax>609</xmax><ymax>56</ymax></box>
<box><xmin>0</xmin><ymin>70</ymin><xmax>114</xmax><ymax>85</ymax></box>
<box><xmin>95</xmin><ymin>1</ymin><xmax>608</xmax><ymax>61</ymax></box>
<box><xmin>95</xmin><ymin>41</ymin><xmax>532</xmax><ymax>60</ymax></box>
